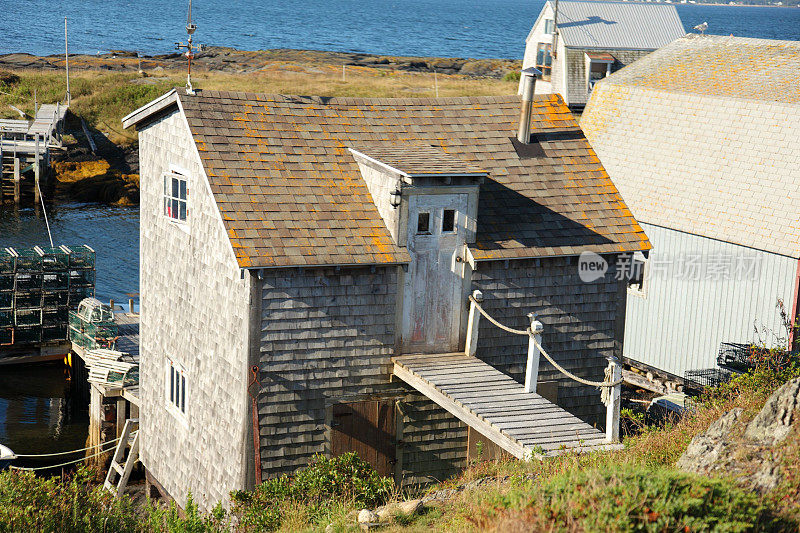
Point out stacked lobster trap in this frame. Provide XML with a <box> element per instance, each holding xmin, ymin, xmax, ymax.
<box><xmin>0</xmin><ymin>245</ymin><xmax>96</xmax><ymax>346</ymax></box>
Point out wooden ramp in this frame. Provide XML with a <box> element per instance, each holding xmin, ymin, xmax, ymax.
<box><xmin>392</xmin><ymin>354</ymin><xmax>622</xmax><ymax>459</ymax></box>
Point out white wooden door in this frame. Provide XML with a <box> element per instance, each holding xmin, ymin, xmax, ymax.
<box><xmin>401</xmin><ymin>194</ymin><xmax>469</xmax><ymax>353</ymax></box>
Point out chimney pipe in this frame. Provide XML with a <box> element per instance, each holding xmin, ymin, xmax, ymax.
<box><xmin>517</xmin><ymin>67</ymin><xmax>541</xmax><ymax>144</ymax></box>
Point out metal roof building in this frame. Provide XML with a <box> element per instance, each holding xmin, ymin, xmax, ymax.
<box><xmin>581</xmin><ymin>34</ymin><xmax>800</xmax><ymax>379</ymax></box>
<box><xmin>521</xmin><ymin>0</ymin><xmax>685</xmax><ymax>108</ymax></box>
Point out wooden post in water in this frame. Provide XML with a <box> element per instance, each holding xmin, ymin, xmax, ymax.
<box><xmin>13</xmin><ymin>156</ymin><xmax>20</xmax><ymax>205</ymax></box>
<box><xmin>34</xmin><ymin>136</ymin><xmax>41</xmax><ymax>207</ymax></box>
<box><xmin>0</xmin><ymin>138</ymin><xmax>4</xmax><ymax>203</ymax></box>
<box><xmin>128</xmin><ymin>299</ymin><xmax>135</xmax><ymax>314</ymax></box>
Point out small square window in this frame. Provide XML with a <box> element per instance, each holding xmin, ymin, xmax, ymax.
<box><xmin>417</xmin><ymin>212</ymin><xmax>430</xmax><ymax>234</ymax></box>
<box><xmin>442</xmin><ymin>209</ymin><xmax>455</xmax><ymax>233</ymax></box>
<box><xmin>544</xmin><ymin>19</ymin><xmax>555</xmax><ymax>34</ymax></box>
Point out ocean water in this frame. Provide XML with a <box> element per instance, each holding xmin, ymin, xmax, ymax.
<box><xmin>0</xmin><ymin>0</ymin><xmax>798</xmax><ymax>59</ymax></box>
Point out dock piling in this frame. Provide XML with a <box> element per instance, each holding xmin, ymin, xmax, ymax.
<box><xmin>13</xmin><ymin>157</ymin><xmax>20</xmax><ymax>205</ymax></box>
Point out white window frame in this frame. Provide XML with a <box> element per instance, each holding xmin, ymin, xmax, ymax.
<box><xmin>627</xmin><ymin>251</ymin><xmax>649</xmax><ymax>298</ymax></box>
<box><xmin>163</xmin><ymin>167</ymin><xmax>189</xmax><ymax>224</ymax></box>
<box><xmin>165</xmin><ymin>358</ymin><xmax>189</xmax><ymax>423</ymax></box>
<box><xmin>544</xmin><ymin>19</ymin><xmax>555</xmax><ymax>34</ymax></box>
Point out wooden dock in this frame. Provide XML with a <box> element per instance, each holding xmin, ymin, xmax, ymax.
<box><xmin>71</xmin><ymin>310</ymin><xmax>140</xmax><ymax>406</ymax></box>
<box><xmin>392</xmin><ymin>354</ymin><xmax>621</xmax><ymax>459</ymax></box>
<box><xmin>0</xmin><ymin>103</ymin><xmax>68</xmax><ymax>206</ymax></box>
<box><xmin>70</xmin><ymin>308</ymin><xmax>140</xmax><ymax>464</ymax></box>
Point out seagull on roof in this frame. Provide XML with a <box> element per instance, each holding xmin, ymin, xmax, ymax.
<box><xmin>694</xmin><ymin>22</ymin><xmax>708</xmax><ymax>34</ymax></box>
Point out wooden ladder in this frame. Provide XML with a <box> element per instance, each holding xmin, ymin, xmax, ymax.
<box><xmin>103</xmin><ymin>418</ymin><xmax>140</xmax><ymax>497</ymax></box>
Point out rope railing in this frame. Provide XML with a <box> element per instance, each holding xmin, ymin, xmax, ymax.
<box><xmin>8</xmin><ymin>435</ymin><xmax>136</xmax><ymax>472</ymax></box>
<box><xmin>13</xmin><ymin>436</ymin><xmax>123</xmax><ymax>458</ymax></box>
<box><xmin>468</xmin><ymin>294</ymin><xmax>623</xmax><ymax>389</ymax></box>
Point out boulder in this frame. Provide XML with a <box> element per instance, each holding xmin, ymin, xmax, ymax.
<box><xmin>744</xmin><ymin>378</ymin><xmax>800</xmax><ymax>444</ymax></box>
<box><xmin>676</xmin><ymin>408</ymin><xmax>742</xmax><ymax>472</ymax></box>
<box><xmin>397</xmin><ymin>499</ymin><xmax>423</xmax><ymax>515</ymax></box>
<box><xmin>357</xmin><ymin>509</ymin><xmax>379</xmax><ymax>524</ymax></box>
<box><xmin>677</xmin><ymin>378</ymin><xmax>800</xmax><ymax>493</ymax></box>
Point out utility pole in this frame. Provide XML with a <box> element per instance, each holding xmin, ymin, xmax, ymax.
<box><xmin>65</xmin><ymin>17</ymin><xmax>71</xmax><ymax>105</ymax></box>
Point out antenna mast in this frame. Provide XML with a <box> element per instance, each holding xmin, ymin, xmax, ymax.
<box><xmin>176</xmin><ymin>0</ymin><xmax>197</xmax><ymax>95</ymax></box>
<box><xmin>65</xmin><ymin>17</ymin><xmax>71</xmax><ymax>105</ymax></box>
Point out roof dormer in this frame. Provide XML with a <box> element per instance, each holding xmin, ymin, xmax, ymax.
<box><xmin>350</xmin><ymin>143</ymin><xmax>484</xmax><ymax>247</ymax></box>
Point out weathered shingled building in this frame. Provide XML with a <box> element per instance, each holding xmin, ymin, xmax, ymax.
<box><xmin>123</xmin><ymin>82</ymin><xmax>649</xmax><ymax>510</ymax></box>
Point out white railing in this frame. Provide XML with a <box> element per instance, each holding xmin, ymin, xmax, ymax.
<box><xmin>465</xmin><ymin>290</ymin><xmax>623</xmax><ymax>443</ymax></box>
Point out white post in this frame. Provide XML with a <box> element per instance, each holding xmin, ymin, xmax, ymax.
<box><xmin>465</xmin><ymin>290</ymin><xmax>482</xmax><ymax>356</ymax></box>
<box><xmin>524</xmin><ymin>312</ymin><xmax>543</xmax><ymax>393</ymax></box>
<box><xmin>605</xmin><ymin>357</ymin><xmax>622</xmax><ymax>443</ymax></box>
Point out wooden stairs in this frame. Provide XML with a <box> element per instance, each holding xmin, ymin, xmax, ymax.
<box><xmin>392</xmin><ymin>354</ymin><xmax>622</xmax><ymax>459</ymax></box>
<box><xmin>104</xmin><ymin>418</ymin><xmax>140</xmax><ymax>497</ymax></box>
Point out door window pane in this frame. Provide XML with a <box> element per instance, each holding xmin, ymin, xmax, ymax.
<box><xmin>442</xmin><ymin>209</ymin><xmax>455</xmax><ymax>232</ymax></box>
<box><xmin>417</xmin><ymin>212</ymin><xmax>430</xmax><ymax>234</ymax></box>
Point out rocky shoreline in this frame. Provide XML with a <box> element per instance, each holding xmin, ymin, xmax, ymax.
<box><xmin>0</xmin><ymin>46</ymin><xmax>521</xmax><ymax>79</ymax></box>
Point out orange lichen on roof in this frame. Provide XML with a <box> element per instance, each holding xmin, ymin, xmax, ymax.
<box><xmin>164</xmin><ymin>89</ymin><xmax>648</xmax><ymax>268</ymax></box>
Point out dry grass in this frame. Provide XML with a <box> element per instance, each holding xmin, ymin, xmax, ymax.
<box><xmin>0</xmin><ymin>66</ymin><xmax>517</xmax><ymax>145</ymax></box>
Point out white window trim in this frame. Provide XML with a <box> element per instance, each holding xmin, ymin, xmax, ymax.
<box><xmin>165</xmin><ymin>358</ymin><xmax>189</xmax><ymax>425</ymax></box>
<box><xmin>163</xmin><ymin>164</ymin><xmax>190</xmax><ymax>231</ymax></box>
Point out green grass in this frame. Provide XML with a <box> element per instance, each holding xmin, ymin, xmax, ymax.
<box><xmin>1</xmin><ymin>365</ymin><xmax>798</xmax><ymax>532</ymax></box>
<box><xmin>0</xmin><ymin>66</ymin><xmax>519</xmax><ymax>145</ymax></box>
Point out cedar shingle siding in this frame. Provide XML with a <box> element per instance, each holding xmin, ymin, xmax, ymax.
<box><xmin>473</xmin><ymin>257</ymin><xmax>625</xmax><ymax>425</ymax></box>
<box><xmin>125</xmin><ymin>89</ymin><xmax>647</xmax><ymax>510</ymax></box>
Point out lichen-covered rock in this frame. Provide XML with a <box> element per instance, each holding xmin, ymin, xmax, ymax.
<box><xmin>357</xmin><ymin>509</ymin><xmax>379</xmax><ymax>524</ymax></box>
<box><xmin>677</xmin><ymin>378</ymin><xmax>800</xmax><ymax>493</ymax></box>
<box><xmin>744</xmin><ymin>378</ymin><xmax>800</xmax><ymax>444</ymax></box>
<box><xmin>676</xmin><ymin>408</ymin><xmax>742</xmax><ymax>472</ymax></box>
<box><xmin>397</xmin><ymin>499</ymin><xmax>423</xmax><ymax>515</ymax></box>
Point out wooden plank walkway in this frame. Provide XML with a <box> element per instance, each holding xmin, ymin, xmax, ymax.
<box><xmin>71</xmin><ymin>311</ymin><xmax>140</xmax><ymax>405</ymax></box>
<box><xmin>392</xmin><ymin>354</ymin><xmax>622</xmax><ymax>459</ymax></box>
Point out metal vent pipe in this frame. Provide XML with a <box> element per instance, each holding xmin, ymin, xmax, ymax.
<box><xmin>517</xmin><ymin>67</ymin><xmax>541</xmax><ymax>144</ymax></box>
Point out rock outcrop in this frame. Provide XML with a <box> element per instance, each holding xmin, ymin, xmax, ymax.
<box><xmin>0</xmin><ymin>47</ymin><xmax>521</xmax><ymax>79</ymax></box>
<box><xmin>678</xmin><ymin>378</ymin><xmax>800</xmax><ymax>492</ymax></box>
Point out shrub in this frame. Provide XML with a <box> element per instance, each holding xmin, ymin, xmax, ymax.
<box><xmin>0</xmin><ymin>71</ymin><xmax>20</xmax><ymax>87</ymax></box>
<box><xmin>503</xmin><ymin>70</ymin><xmax>521</xmax><ymax>82</ymax></box>
<box><xmin>477</xmin><ymin>464</ymin><xmax>782</xmax><ymax>532</ymax></box>
<box><xmin>231</xmin><ymin>452</ymin><xmax>393</xmax><ymax>532</ymax></box>
<box><xmin>0</xmin><ymin>467</ymin><xmax>141</xmax><ymax>533</ymax></box>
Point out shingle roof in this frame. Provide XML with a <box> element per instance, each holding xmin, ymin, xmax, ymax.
<box><xmin>134</xmin><ymin>90</ymin><xmax>649</xmax><ymax>268</ymax></box>
<box><xmin>581</xmin><ymin>35</ymin><xmax>800</xmax><ymax>258</ymax></box>
<box><xmin>349</xmin><ymin>143</ymin><xmax>487</xmax><ymax>177</ymax></box>
<box><xmin>544</xmin><ymin>0</ymin><xmax>685</xmax><ymax>50</ymax></box>
<box><xmin>594</xmin><ymin>34</ymin><xmax>800</xmax><ymax>103</ymax></box>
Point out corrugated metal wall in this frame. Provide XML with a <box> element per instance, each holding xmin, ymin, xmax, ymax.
<box><xmin>624</xmin><ymin>223</ymin><xmax>798</xmax><ymax>377</ymax></box>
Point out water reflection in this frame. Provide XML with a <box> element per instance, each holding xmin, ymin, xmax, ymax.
<box><xmin>0</xmin><ymin>364</ymin><xmax>88</xmax><ymax>465</ymax></box>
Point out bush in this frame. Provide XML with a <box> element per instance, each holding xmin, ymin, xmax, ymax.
<box><xmin>478</xmin><ymin>464</ymin><xmax>781</xmax><ymax>532</ymax></box>
<box><xmin>231</xmin><ymin>452</ymin><xmax>393</xmax><ymax>532</ymax></box>
<box><xmin>0</xmin><ymin>467</ymin><xmax>141</xmax><ymax>533</ymax></box>
<box><xmin>0</xmin><ymin>71</ymin><xmax>19</xmax><ymax>87</ymax></box>
<box><xmin>503</xmin><ymin>70</ymin><xmax>521</xmax><ymax>82</ymax></box>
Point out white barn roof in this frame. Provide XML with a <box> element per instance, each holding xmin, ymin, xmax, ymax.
<box><xmin>541</xmin><ymin>0</ymin><xmax>685</xmax><ymax>50</ymax></box>
<box><xmin>581</xmin><ymin>35</ymin><xmax>800</xmax><ymax>259</ymax></box>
